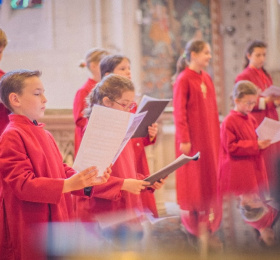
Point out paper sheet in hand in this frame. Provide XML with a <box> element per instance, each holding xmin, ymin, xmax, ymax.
<box><xmin>256</xmin><ymin>117</ymin><xmax>280</xmax><ymax>144</ymax></box>
<box><xmin>73</xmin><ymin>105</ymin><xmax>147</xmax><ymax>176</ymax></box>
<box><xmin>132</xmin><ymin>95</ymin><xmax>171</xmax><ymax>138</ymax></box>
<box><xmin>144</xmin><ymin>152</ymin><xmax>200</xmax><ymax>185</ymax></box>
<box><xmin>260</xmin><ymin>85</ymin><xmax>280</xmax><ymax>97</ymax></box>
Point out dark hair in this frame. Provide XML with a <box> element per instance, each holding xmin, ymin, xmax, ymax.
<box><xmin>232</xmin><ymin>80</ymin><xmax>257</xmax><ymax>100</ymax></box>
<box><xmin>100</xmin><ymin>55</ymin><xmax>130</xmax><ymax>79</ymax></box>
<box><xmin>244</xmin><ymin>40</ymin><xmax>267</xmax><ymax>68</ymax></box>
<box><xmin>84</xmin><ymin>74</ymin><xmax>134</xmax><ymax>119</ymax></box>
<box><xmin>184</xmin><ymin>40</ymin><xmax>207</xmax><ymax>63</ymax></box>
<box><xmin>0</xmin><ymin>69</ymin><xmax>41</xmax><ymax>111</ymax></box>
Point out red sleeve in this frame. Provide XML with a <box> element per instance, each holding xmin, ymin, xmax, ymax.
<box><xmin>142</xmin><ymin>135</ymin><xmax>156</xmax><ymax>146</ymax></box>
<box><xmin>92</xmin><ymin>175</ymin><xmax>124</xmax><ymax>201</ymax></box>
<box><xmin>221</xmin><ymin>120</ymin><xmax>260</xmax><ymax>157</ymax></box>
<box><xmin>173</xmin><ymin>74</ymin><xmax>190</xmax><ymax>143</ymax></box>
<box><xmin>0</xmin><ymin>132</ymin><xmax>64</xmax><ymax>204</ymax></box>
<box><xmin>73</xmin><ymin>89</ymin><xmax>88</xmax><ymax>129</ymax></box>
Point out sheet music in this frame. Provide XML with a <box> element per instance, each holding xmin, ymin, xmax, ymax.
<box><xmin>260</xmin><ymin>85</ymin><xmax>280</xmax><ymax>97</ymax></box>
<box><xmin>256</xmin><ymin>117</ymin><xmax>280</xmax><ymax>144</ymax></box>
<box><xmin>73</xmin><ymin>105</ymin><xmax>146</xmax><ymax>175</ymax></box>
<box><xmin>144</xmin><ymin>152</ymin><xmax>200</xmax><ymax>184</ymax></box>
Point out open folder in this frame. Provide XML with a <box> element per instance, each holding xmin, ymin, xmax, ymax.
<box><xmin>144</xmin><ymin>152</ymin><xmax>200</xmax><ymax>185</ymax></box>
<box><xmin>73</xmin><ymin>105</ymin><xmax>147</xmax><ymax>176</ymax></box>
<box><xmin>132</xmin><ymin>95</ymin><xmax>171</xmax><ymax>138</ymax></box>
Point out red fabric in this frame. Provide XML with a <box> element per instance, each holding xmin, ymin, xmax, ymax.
<box><xmin>244</xmin><ymin>205</ymin><xmax>278</xmax><ymax>231</ymax></box>
<box><xmin>219</xmin><ymin>110</ymin><xmax>269</xmax><ymax>196</ymax></box>
<box><xmin>173</xmin><ymin>67</ymin><xmax>220</xmax><ymax>211</ymax></box>
<box><xmin>181</xmin><ymin>208</ymin><xmax>222</xmax><ymax>237</ymax></box>
<box><xmin>132</xmin><ymin>136</ymin><xmax>158</xmax><ymax>218</ymax></box>
<box><xmin>0</xmin><ymin>69</ymin><xmax>10</xmax><ymax>136</ymax></box>
<box><xmin>0</xmin><ymin>115</ymin><xmax>85</xmax><ymax>260</ymax></box>
<box><xmin>0</xmin><ymin>103</ymin><xmax>9</xmax><ymax>135</ymax></box>
<box><xmin>74</xmin><ymin>139</ymin><xmax>144</xmax><ymax>222</ymax></box>
<box><xmin>235</xmin><ymin>67</ymin><xmax>280</xmax><ymax>194</ymax></box>
<box><xmin>73</xmin><ymin>78</ymin><xmax>97</xmax><ymax>156</ymax></box>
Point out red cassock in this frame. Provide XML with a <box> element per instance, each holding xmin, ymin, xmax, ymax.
<box><xmin>0</xmin><ymin>69</ymin><xmax>10</xmax><ymax>136</ymax></box>
<box><xmin>74</xmin><ymin>139</ymin><xmax>145</xmax><ymax>222</ymax></box>
<box><xmin>0</xmin><ymin>70</ymin><xmax>10</xmax><ymax>210</ymax></box>
<box><xmin>131</xmin><ymin>137</ymin><xmax>158</xmax><ymax>218</ymax></box>
<box><xmin>0</xmin><ymin>115</ymin><xmax>86</xmax><ymax>260</ymax></box>
<box><xmin>219</xmin><ymin>110</ymin><xmax>269</xmax><ymax>196</ymax></box>
<box><xmin>173</xmin><ymin>67</ymin><xmax>221</xmax><ymax>233</ymax></box>
<box><xmin>73</xmin><ymin>78</ymin><xmax>97</xmax><ymax>156</ymax></box>
<box><xmin>235</xmin><ymin>67</ymin><xmax>280</xmax><ymax>194</ymax></box>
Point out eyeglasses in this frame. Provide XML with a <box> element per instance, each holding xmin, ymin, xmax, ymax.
<box><xmin>240</xmin><ymin>101</ymin><xmax>257</xmax><ymax>107</ymax></box>
<box><xmin>113</xmin><ymin>100</ymin><xmax>137</xmax><ymax>111</ymax></box>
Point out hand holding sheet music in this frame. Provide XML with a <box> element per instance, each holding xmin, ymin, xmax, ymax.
<box><xmin>144</xmin><ymin>152</ymin><xmax>200</xmax><ymax>185</ymax></box>
<box><xmin>132</xmin><ymin>95</ymin><xmax>171</xmax><ymax>138</ymax></box>
<box><xmin>73</xmin><ymin>105</ymin><xmax>147</xmax><ymax>176</ymax></box>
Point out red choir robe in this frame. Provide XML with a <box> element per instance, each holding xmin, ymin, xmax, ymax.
<box><xmin>74</xmin><ymin>139</ymin><xmax>145</xmax><ymax>224</ymax></box>
<box><xmin>0</xmin><ymin>69</ymin><xmax>9</xmax><ymax>136</ymax></box>
<box><xmin>219</xmin><ymin>110</ymin><xmax>269</xmax><ymax>196</ymax></box>
<box><xmin>0</xmin><ymin>69</ymin><xmax>10</xmax><ymax>212</ymax></box>
<box><xmin>0</xmin><ymin>115</ymin><xmax>87</xmax><ymax>260</ymax></box>
<box><xmin>235</xmin><ymin>67</ymin><xmax>280</xmax><ymax>194</ymax></box>
<box><xmin>132</xmin><ymin>136</ymin><xmax>158</xmax><ymax>218</ymax></box>
<box><xmin>73</xmin><ymin>78</ymin><xmax>97</xmax><ymax>156</ymax></box>
<box><xmin>173</xmin><ymin>67</ymin><xmax>221</xmax><ymax>234</ymax></box>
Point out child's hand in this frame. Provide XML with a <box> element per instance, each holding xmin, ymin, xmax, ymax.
<box><xmin>272</xmin><ymin>95</ymin><xmax>280</xmax><ymax>106</ymax></box>
<box><xmin>150</xmin><ymin>178</ymin><xmax>165</xmax><ymax>190</ymax></box>
<box><xmin>121</xmin><ymin>179</ymin><xmax>150</xmax><ymax>195</ymax></box>
<box><xmin>258</xmin><ymin>139</ymin><xmax>271</xmax><ymax>150</ymax></box>
<box><xmin>91</xmin><ymin>165</ymin><xmax>112</xmax><ymax>185</ymax></box>
<box><xmin>180</xmin><ymin>142</ymin><xmax>191</xmax><ymax>155</ymax></box>
<box><xmin>63</xmin><ymin>166</ymin><xmax>99</xmax><ymax>193</ymax></box>
<box><xmin>148</xmin><ymin>123</ymin><xmax>158</xmax><ymax>141</ymax></box>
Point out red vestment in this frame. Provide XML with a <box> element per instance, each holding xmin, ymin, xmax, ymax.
<box><xmin>173</xmin><ymin>67</ymin><xmax>221</xmax><ymax>234</ymax></box>
<box><xmin>74</xmin><ymin>140</ymin><xmax>145</xmax><ymax>222</ymax></box>
<box><xmin>132</xmin><ymin>136</ymin><xmax>158</xmax><ymax>218</ymax></box>
<box><xmin>73</xmin><ymin>78</ymin><xmax>97</xmax><ymax>156</ymax></box>
<box><xmin>219</xmin><ymin>110</ymin><xmax>269</xmax><ymax>196</ymax></box>
<box><xmin>235</xmin><ymin>67</ymin><xmax>280</xmax><ymax>194</ymax></box>
<box><xmin>0</xmin><ymin>69</ymin><xmax>9</xmax><ymax>135</ymax></box>
<box><xmin>0</xmin><ymin>115</ymin><xmax>86</xmax><ymax>260</ymax></box>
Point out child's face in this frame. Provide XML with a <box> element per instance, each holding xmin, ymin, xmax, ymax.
<box><xmin>12</xmin><ymin>76</ymin><xmax>47</xmax><ymax>121</ymax></box>
<box><xmin>113</xmin><ymin>59</ymin><xmax>131</xmax><ymax>79</ymax></box>
<box><xmin>235</xmin><ymin>94</ymin><xmax>257</xmax><ymax>115</ymax></box>
<box><xmin>89</xmin><ymin>61</ymin><xmax>101</xmax><ymax>81</ymax></box>
<box><xmin>247</xmin><ymin>47</ymin><xmax>266</xmax><ymax>69</ymax></box>
<box><xmin>110</xmin><ymin>90</ymin><xmax>135</xmax><ymax>112</ymax></box>
<box><xmin>192</xmin><ymin>43</ymin><xmax>212</xmax><ymax>69</ymax></box>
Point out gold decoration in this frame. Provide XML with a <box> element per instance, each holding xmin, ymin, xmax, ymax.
<box><xmin>200</xmin><ymin>82</ymin><xmax>207</xmax><ymax>99</ymax></box>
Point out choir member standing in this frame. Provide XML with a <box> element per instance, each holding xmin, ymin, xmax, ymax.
<box><xmin>73</xmin><ymin>48</ymin><xmax>108</xmax><ymax>156</ymax></box>
<box><xmin>235</xmin><ymin>41</ymin><xmax>280</xmax><ymax>197</ymax></box>
<box><xmin>173</xmin><ymin>40</ymin><xmax>222</xmax><ymax>248</ymax></box>
<box><xmin>0</xmin><ymin>69</ymin><xmax>110</xmax><ymax>260</ymax></box>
